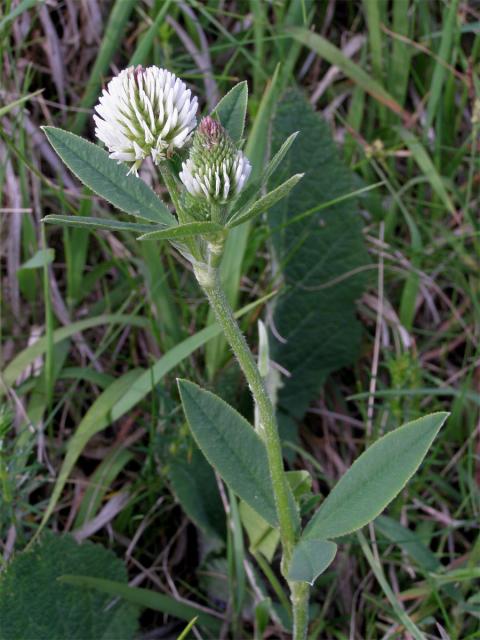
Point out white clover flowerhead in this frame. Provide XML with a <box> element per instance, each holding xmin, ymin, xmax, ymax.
<box><xmin>179</xmin><ymin>116</ymin><xmax>251</xmax><ymax>204</ymax></box>
<box><xmin>94</xmin><ymin>66</ymin><xmax>198</xmax><ymax>175</ymax></box>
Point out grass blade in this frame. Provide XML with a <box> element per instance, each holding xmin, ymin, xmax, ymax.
<box><xmin>58</xmin><ymin>575</ymin><xmax>222</xmax><ymax>632</ymax></box>
<box><xmin>72</xmin><ymin>0</ymin><xmax>137</xmax><ymax>133</ymax></box>
<box><xmin>425</xmin><ymin>0</ymin><xmax>460</xmax><ymax>130</ymax></box>
<box><xmin>287</xmin><ymin>26</ymin><xmax>409</xmax><ymax>119</ymax></box>
<box><xmin>398</xmin><ymin>127</ymin><xmax>456</xmax><ymax>217</ymax></box>
<box><xmin>357</xmin><ymin>531</ymin><xmax>425</xmax><ymax>640</ymax></box>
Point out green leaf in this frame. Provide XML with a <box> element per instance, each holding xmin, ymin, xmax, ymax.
<box><xmin>74</xmin><ymin>447</ymin><xmax>134</xmax><ymax>529</ymax></box>
<box><xmin>303</xmin><ymin>412</ymin><xmax>449</xmax><ymax>541</ymax></box>
<box><xmin>42</xmin><ymin>127</ymin><xmax>175</xmax><ymax>226</ymax></box>
<box><xmin>0</xmin><ymin>89</ymin><xmax>43</xmax><ymax>118</ymax></box>
<box><xmin>0</xmin><ymin>533</ymin><xmax>138</xmax><ymax>640</ymax></box>
<box><xmin>287</xmin><ymin>27</ymin><xmax>408</xmax><ymax>119</ymax></box>
<box><xmin>205</xmin><ymin>65</ymin><xmax>282</xmax><ymax>376</ymax></box>
<box><xmin>0</xmin><ymin>0</ymin><xmax>41</xmax><ymax>32</ymax></box>
<box><xmin>228</xmin><ymin>174</ymin><xmax>304</xmax><ymax>228</ymax></box>
<box><xmin>177</xmin><ymin>379</ymin><xmax>277</xmax><ymax>527</ymax></box>
<box><xmin>2</xmin><ymin>314</ymin><xmax>148</xmax><ymax>391</ymax></box>
<box><xmin>375</xmin><ymin>515</ymin><xmax>440</xmax><ymax>572</ymax></box>
<box><xmin>288</xmin><ymin>539</ymin><xmax>337</xmax><ymax>584</ymax></box>
<box><xmin>397</xmin><ymin>127</ymin><xmax>456</xmax><ymax>217</ymax></box>
<box><xmin>37</xmin><ymin>370</ymin><xmax>144</xmax><ymax>532</ymax></box>
<box><xmin>58</xmin><ymin>575</ymin><xmax>221</xmax><ymax>633</ymax></box>
<box><xmin>18</xmin><ymin>249</ymin><xmax>54</xmax><ymax>270</ymax></box>
<box><xmin>267</xmin><ymin>89</ymin><xmax>370</xmax><ymax>420</ymax></box>
<box><xmin>286</xmin><ymin>470</ymin><xmax>312</xmax><ymax>501</ymax></box>
<box><xmin>42</xmin><ymin>214</ymin><xmax>159</xmax><ymax>234</ymax></box>
<box><xmin>239</xmin><ymin>501</ymin><xmax>280</xmax><ymax>562</ymax></box>
<box><xmin>137</xmin><ymin>221</ymin><xmax>223</xmax><ymax>241</ymax></box>
<box><xmin>170</xmin><ymin>446</ymin><xmax>226</xmax><ymax>541</ymax></box>
<box><xmin>29</xmin><ymin>293</ymin><xmax>274</xmax><ymax>535</ymax></box>
<box><xmin>263</xmin><ymin>131</ymin><xmax>299</xmax><ymax>182</ymax></box>
<box><xmin>238</xmin><ymin>471</ymin><xmax>311</xmax><ymax>563</ymax></box>
<box><xmin>211</xmin><ymin>81</ymin><xmax>248</xmax><ymax>144</ymax></box>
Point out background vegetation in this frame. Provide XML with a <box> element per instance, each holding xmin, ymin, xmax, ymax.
<box><xmin>1</xmin><ymin>1</ymin><xmax>479</xmax><ymax>638</ymax></box>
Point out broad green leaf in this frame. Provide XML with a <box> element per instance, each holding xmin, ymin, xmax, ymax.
<box><xmin>137</xmin><ymin>221</ymin><xmax>223</xmax><ymax>241</ymax></box>
<box><xmin>0</xmin><ymin>533</ymin><xmax>138</xmax><ymax>640</ymax></box>
<box><xmin>303</xmin><ymin>413</ymin><xmax>449</xmax><ymax>541</ymax></box>
<box><xmin>177</xmin><ymin>380</ymin><xmax>277</xmax><ymax>526</ymax></box>
<box><xmin>42</xmin><ymin>214</ymin><xmax>158</xmax><ymax>234</ymax></box>
<box><xmin>228</xmin><ymin>174</ymin><xmax>304</xmax><ymax>228</ymax></box>
<box><xmin>42</xmin><ymin>127</ymin><xmax>175</xmax><ymax>226</ymax></box>
<box><xmin>211</xmin><ymin>81</ymin><xmax>248</xmax><ymax>143</ymax></box>
<box><xmin>18</xmin><ymin>249</ymin><xmax>54</xmax><ymax>270</ymax></box>
<box><xmin>170</xmin><ymin>446</ymin><xmax>226</xmax><ymax>541</ymax></box>
<box><xmin>267</xmin><ymin>90</ymin><xmax>370</xmax><ymax>419</ymax></box>
<box><xmin>58</xmin><ymin>575</ymin><xmax>221</xmax><ymax>633</ymax></box>
<box><xmin>288</xmin><ymin>539</ymin><xmax>337</xmax><ymax>584</ymax></box>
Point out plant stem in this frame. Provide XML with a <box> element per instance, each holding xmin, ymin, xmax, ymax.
<box><xmin>197</xmin><ymin>264</ymin><xmax>309</xmax><ymax>638</ymax></box>
<box><xmin>291</xmin><ymin>582</ymin><xmax>310</xmax><ymax>640</ymax></box>
<box><xmin>199</xmin><ymin>267</ymin><xmax>295</xmax><ymax>555</ymax></box>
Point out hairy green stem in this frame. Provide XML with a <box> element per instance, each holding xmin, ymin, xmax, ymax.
<box><xmin>196</xmin><ymin>264</ymin><xmax>309</xmax><ymax>638</ymax></box>
<box><xmin>291</xmin><ymin>582</ymin><xmax>310</xmax><ymax>640</ymax></box>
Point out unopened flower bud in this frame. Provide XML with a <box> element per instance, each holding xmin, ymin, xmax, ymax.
<box><xmin>179</xmin><ymin>116</ymin><xmax>251</xmax><ymax>203</ymax></box>
<box><xmin>94</xmin><ymin>66</ymin><xmax>198</xmax><ymax>175</ymax></box>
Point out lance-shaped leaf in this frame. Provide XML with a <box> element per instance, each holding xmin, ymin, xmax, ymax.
<box><xmin>288</xmin><ymin>539</ymin><xmax>337</xmax><ymax>584</ymax></box>
<box><xmin>227</xmin><ymin>132</ymin><xmax>300</xmax><ymax>216</ymax></box>
<box><xmin>211</xmin><ymin>81</ymin><xmax>248</xmax><ymax>144</ymax></box>
<box><xmin>177</xmin><ymin>379</ymin><xmax>277</xmax><ymax>527</ymax></box>
<box><xmin>263</xmin><ymin>131</ymin><xmax>299</xmax><ymax>182</ymax></box>
<box><xmin>42</xmin><ymin>214</ymin><xmax>159</xmax><ymax>234</ymax></box>
<box><xmin>303</xmin><ymin>412</ymin><xmax>449</xmax><ymax>541</ymax></box>
<box><xmin>137</xmin><ymin>221</ymin><xmax>223</xmax><ymax>241</ymax></box>
<box><xmin>42</xmin><ymin>126</ymin><xmax>176</xmax><ymax>226</ymax></box>
<box><xmin>228</xmin><ymin>174</ymin><xmax>304</xmax><ymax>228</ymax></box>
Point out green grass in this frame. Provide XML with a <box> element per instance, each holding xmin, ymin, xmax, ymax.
<box><xmin>1</xmin><ymin>1</ymin><xmax>479</xmax><ymax>638</ymax></box>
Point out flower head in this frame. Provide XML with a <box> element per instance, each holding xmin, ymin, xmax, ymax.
<box><xmin>179</xmin><ymin>116</ymin><xmax>251</xmax><ymax>204</ymax></box>
<box><xmin>94</xmin><ymin>66</ymin><xmax>198</xmax><ymax>175</ymax></box>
